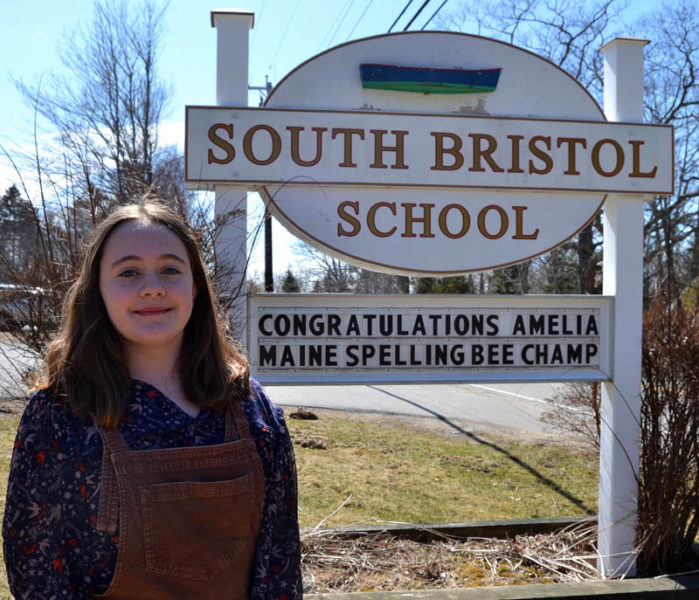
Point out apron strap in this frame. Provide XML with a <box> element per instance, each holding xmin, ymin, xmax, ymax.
<box><xmin>228</xmin><ymin>400</ymin><xmax>253</xmax><ymax>441</ymax></box>
<box><xmin>99</xmin><ymin>423</ymin><xmax>132</xmax><ymax>454</ymax></box>
<box><xmin>90</xmin><ymin>416</ymin><xmax>125</xmax><ymax>533</ymax></box>
<box><xmin>224</xmin><ymin>404</ymin><xmax>236</xmax><ymax>442</ymax></box>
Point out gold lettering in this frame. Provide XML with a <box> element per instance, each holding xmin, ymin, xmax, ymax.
<box><xmin>242</xmin><ymin>124</ymin><xmax>281</xmax><ymax>166</ymax></box>
<box><xmin>629</xmin><ymin>140</ymin><xmax>658</xmax><ymax>178</ymax></box>
<box><xmin>556</xmin><ymin>137</ymin><xmax>587</xmax><ymax>175</ymax></box>
<box><xmin>439</xmin><ymin>204</ymin><xmax>470</xmax><ymax>239</ymax></box>
<box><xmin>287</xmin><ymin>126</ymin><xmax>327</xmax><ymax>167</ymax></box>
<box><xmin>367</xmin><ymin>202</ymin><xmax>397</xmax><ymax>237</ymax></box>
<box><xmin>507</xmin><ymin>135</ymin><xmax>525</xmax><ymax>173</ymax></box>
<box><xmin>401</xmin><ymin>203</ymin><xmax>435</xmax><ymax>238</ymax></box>
<box><xmin>511</xmin><ymin>206</ymin><xmax>539</xmax><ymax>240</ymax></box>
<box><xmin>430</xmin><ymin>132</ymin><xmax>464</xmax><ymax>170</ymax></box>
<box><xmin>331</xmin><ymin>128</ymin><xmax>365</xmax><ymax>167</ymax></box>
<box><xmin>528</xmin><ymin>136</ymin><xmax>553</xmax><ymax>175</ymax></box>
<box><xmin>469</xmin><ymin>133</ymin><xmax>504</xmax><ymax>173</ymax></box>
<box><xmin>591</xmin><ymin>138</ymin><xmax>624</xmax><ymax>177</ymax></box>
<box><xmin>478</xmin><ymin>205</ymin><xmax>508</xmax><ymax>239</ymax></box>
<box><xmin>207</xmin><ymin>123</ymin><xmax>235</xmax><ymax>165</ymax></box>
<box><xmin>370</xmin><ymin>130</ymin><xmax>409</xmax><ymax>169</ymax></box>
<box><xmin>337</xmin><ymin>201</ymin><xmax>361</xmax><ymax>237</ymax></box>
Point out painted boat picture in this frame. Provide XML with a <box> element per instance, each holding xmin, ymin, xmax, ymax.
<box><xmin>359</xmin><ymin>63</ymin><xmax>501</xmax><ymax>94</ymax></box>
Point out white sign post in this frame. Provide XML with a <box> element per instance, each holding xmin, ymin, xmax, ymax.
<box><xmin>597</xmin><ymin>37</ymin><xmax>649</xmax><ymax>578</ymax></box>
<box><xmin>210</xmin><ymin>10</ymin><xmax>254</xmax><ymax>341</ymax></box>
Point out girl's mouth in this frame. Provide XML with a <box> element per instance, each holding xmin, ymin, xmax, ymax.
<box><xmin>134</xmin><ymin>307</ymin><xmax>171</xmax><ymax>316</ymax></box>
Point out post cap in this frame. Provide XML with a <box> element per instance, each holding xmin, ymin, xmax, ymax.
<box><xmin>599</xmin><ymin>37</ymin><xmax>649</xmax><ymax>54</ymax></box>
<box><xmin>211</xmin><ymin>9</ymin><xmax>254</xmax><ymax>28</ymax></box>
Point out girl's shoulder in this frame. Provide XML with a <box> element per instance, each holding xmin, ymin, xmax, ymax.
<box><xmin>17</xmin><ymin>387</ymin><xmax>91</xmax><ymax>449</ymax></box>
<box><xmin>22</xmin><ymin>387</ymin><xmax>67</xmax><ymax>423</ymax></box>
<box><xmin>240</xmin><ymin>378</ymin><xmax>288</xmax><ymax>437</ymax></box>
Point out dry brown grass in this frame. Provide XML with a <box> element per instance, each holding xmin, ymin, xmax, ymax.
<box><xmin>301</xmin><ymin>521</ymin><xmax>601</xmax><ymax>593</ymax></box>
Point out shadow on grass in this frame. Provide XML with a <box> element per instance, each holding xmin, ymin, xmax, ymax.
<box><xmin>368</xmin><ymin>385</ymin><xmax>595</xmax><ymax>516</ymax></box>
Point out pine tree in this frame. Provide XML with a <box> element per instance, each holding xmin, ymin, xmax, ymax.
<box><xmin>280</xmin><ymin>268</ymin><xmax>301</xmax><ymax>292</ymax></box>
<box><xmin>0</xmin><ymin>185</ymin><xmax>39</xmax><ymax>281</ymax></box>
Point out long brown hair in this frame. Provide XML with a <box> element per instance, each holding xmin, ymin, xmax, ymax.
<box><xmin>42</xmin><ymin>200</ymin><xmax>250</xmax><ymax>428</ymax></box>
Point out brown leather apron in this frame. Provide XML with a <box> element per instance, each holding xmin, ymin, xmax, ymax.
<box><xmin>93</xmin><ymin>402</ymin><xmax>265</xmax><ymax>600</ymax></box>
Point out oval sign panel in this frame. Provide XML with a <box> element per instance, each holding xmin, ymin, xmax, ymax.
<box><xmin>260</xmin><ymin>32</ymin><xmax>608</xmax><ymax>276</ymax></box>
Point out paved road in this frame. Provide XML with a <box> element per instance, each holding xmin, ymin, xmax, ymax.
<box><xmin>268</xmin><ymin>381</ymin><xmax>568</xmax><ymax>437</ymax></box>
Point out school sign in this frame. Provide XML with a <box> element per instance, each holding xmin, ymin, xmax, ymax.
<box><xmin>187</xmin><ymin>31</ymin><xmax>672</xmax><ymax>275</ymax></box>
<box><xmin>192</xmin><ymin>12</ymin><xmax>673</xmax><ymax>577</ymax></box>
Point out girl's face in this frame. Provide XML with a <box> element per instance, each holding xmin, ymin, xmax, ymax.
<box><xmin>99</xmin><ymin>220</ymin><xmax>196</xmax><ymax>357</ymax></box>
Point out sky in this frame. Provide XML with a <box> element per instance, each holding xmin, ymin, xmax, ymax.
<box><xmin>0</xmin><ymin>0</ymin><xmax>440</xmax><ymax>277</ymax></box>
<box><xmin>0</xmin><ymin>0</ymin><xmax>433</xmax><ymax>138</ymax></box>
<box><xmin>0</xmin><ymin>0</ymin><xmax>663</xmax><ymax>278</ymax></box>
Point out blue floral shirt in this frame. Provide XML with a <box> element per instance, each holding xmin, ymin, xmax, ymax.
<box><xmin>3</xmin><ymin>379</ymin><xmax>302</xmax><ymax>599</ymax></box>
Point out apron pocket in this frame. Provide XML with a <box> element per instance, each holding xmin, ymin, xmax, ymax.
<box><xmin>141</xmin><ymin>475</ymin><xmax>253</xmax><ymax>581</ymax></box>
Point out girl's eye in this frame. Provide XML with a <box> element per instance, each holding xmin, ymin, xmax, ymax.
<box><xmin>118</xmin><ymin>268</ymin><xmax>139</xmax><ymax>278</ymax></box>
<box><xmin>162</xmin><ymin>266</ymin><xmax>182</xmax><ymax>275</ymax></box>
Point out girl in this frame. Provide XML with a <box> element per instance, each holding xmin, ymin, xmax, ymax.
<box><xmin>3</xmin><ymin>201</ymin><xmax>302</xmax><ymax>599</ymax></box>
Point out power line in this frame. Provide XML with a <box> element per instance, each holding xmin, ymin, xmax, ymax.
<box><xmin>388</xmin><ymin>0</ymin><xmax>415</xmax><ymax>33</ymax></box>
<box><xmin>267</xmin><ymin>0</ymin><xmax>302</xmax><ymax>75</ymax></box>
<box><xmin>421</xmin><ymin>0</ymin><xmax>449</xmax><ymax>29</ymax></box>
<box><xmin>403</xmin><ymin>0</ymin><xmax>432</xmax><ymax>31</ymax></box>
<box><xmin>326</xmin><ymin>0</ymin><xmax>355</xmax><ymax>48</ymax></box>
<box><xmin>345</xmin><ymin>0</ymin><xmax>375</xmax><ymax>42</ymax></box>
<box><xmin>319</xmin><ymin>0</ymin><xmax>353</xmax><ymax>50</ymax></box>
<box><xmin>250</xmin><ymin>0</ymin><xmax>268</xmax><ymax>54</ymax></box>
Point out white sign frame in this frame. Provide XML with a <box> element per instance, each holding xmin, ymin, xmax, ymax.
<box><xmin>248</xmin><ymin>294</ymin><xmax>613</xmax><ymax>385</ymax></box>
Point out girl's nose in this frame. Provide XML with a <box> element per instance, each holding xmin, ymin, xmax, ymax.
<box><xmin>139</xmin><ymin>272</ymin><xmax>166</xmax><ymax>297</ymax></box>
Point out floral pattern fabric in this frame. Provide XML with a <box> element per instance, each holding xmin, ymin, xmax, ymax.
<box><xmin>3</xmin><ymin>379</ymin><xmax>302</xmax><ymax>599</ymax></box>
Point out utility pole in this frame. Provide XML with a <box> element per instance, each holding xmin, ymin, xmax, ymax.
<box><xmin>263</xmin><ymin>208</ymin><xmax>273</xmax><ymax>292</ymax></box>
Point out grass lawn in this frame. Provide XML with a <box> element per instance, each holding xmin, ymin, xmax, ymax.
<box><xmin>0</xmin><ymin>418</ymin><xmax>17</xmax><ymax>600</ymax></box>
<box><xmin>290</xmin><ymin>411</ymin><xmax>597</xmax><ymax>529</ymax></box>
<box><xmin>0</xmin><ymin>411</ymin><xmax>599</xmax><ymax>597</ymax></box>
